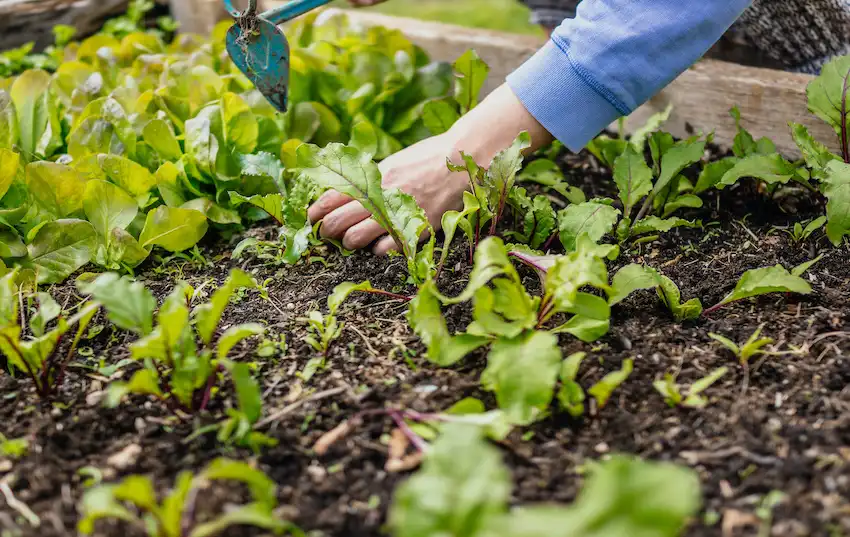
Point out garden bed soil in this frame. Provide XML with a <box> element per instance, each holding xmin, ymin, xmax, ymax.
<box><xmin>2</xmin><ymin>147</ymin><xmax>850</xmax><ymax>537</ymax></box>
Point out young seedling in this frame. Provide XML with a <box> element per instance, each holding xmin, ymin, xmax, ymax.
<box><xmin>82</xmin><ymin>270</ymin><xmax>265</xmax><ymax>414</ymax></box>
<box><xmin>653</xmin><ymin>367</ymin><xmax>728</xmax><ymax>408</ymax></box>
<box><xmin>302</xmin><ymin>281</ymin><xmax>410</xmax><ymax>380</ymax></box>
<box><xmin>77</xmin><ymin>458</ymin><xmax>297</xmax><ymax>537</ymax></box>
<box><xmin>709</xmin><ymin>326</ymin><xmax>774</xmax><ymax>366</ymax></box>
<box><xmin>0</xmin><ymin>270</ymin><xmax>100</xmax><ymax>399</ymax></box>
<box><xmin>784</xmin><ymin>216</ymin><xmax>826</xmax><ymax>244</ymax></box>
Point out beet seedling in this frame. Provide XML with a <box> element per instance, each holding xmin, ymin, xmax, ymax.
<box><xmin>654</xmin><ymin>367</ymin><xmax>728</xmax><ymax>408</ymax></box>
<box><xmin>0</xmin><ymin>270</ymin><xmax>100</xmax><ymax>399</ymax></box>
<box><xmin>78</xmin><ymin>459</ymin><xmax>297</xmax><ymax>537</ymax></box>
<box><xmin>83</xmin><ymin>270</ymin><xmax>265</xmax><ymax>414</ymax></box>
<box><xmin>709</xmin><ymin>326</ymin><xmax>773</xmax><ymax>366</ymax></box>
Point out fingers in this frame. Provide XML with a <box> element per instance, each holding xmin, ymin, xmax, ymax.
<box><xmin>343</xmin><ymin>218</ymin><xmax>388</xmax><ymax>250</ymax></box>
<box><xmin>373</xmin><ymin>235</ymin><xmax>399</xmax><ymax>256</ymax></box>
<box><xmin>308</xmin><ymin>190</ymin><xmax>353</xmax><ymax>224</ymax></box>
<box><xmin>318</xmin><ymin>200</ymin><xmax>372</xmax><ymax>239</ymax></box>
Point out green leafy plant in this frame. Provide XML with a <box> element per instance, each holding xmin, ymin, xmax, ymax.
<box><xmin>783</xmin><ymin>216</ymin><xmax>826</xmax><ymax>244</ymax></box>
<box><xmin>0</xmin><ymin>269</ymin><xmax>100</xmax><ymax>398</ymax></box>
<box><xmin>213</xmin><ymin>360</ymin><xmax>278</xmax><ymax>452</ymax></box>
<box><xmin>709</xmin><ymin>326</ymin><xmax>774</xmax><ymax>365</ymax></box>
<box><xmin>408</xmin><ymin>236</ymin><xmax>630</xmax><ymax>425</ymax></box>
<box><xmin>82</xmin><ymin>270</ymin><xmax>264</xmax><ymax>413</ymax></box>
<box><xmin>704</xmin><ymin>264</ymin><xmax>812</xmax><ymax>314</ymax></box>
<box><xmin>609</xmin><ymin>264</ymin><xmax>703</xmax><ymax>321</ymax></box>
<box><xmin>653</xmin><ymin>367</ymin><xmax>728</xmax><ymax>408</ymax></box>
<box><xmin>389</xmin><ymin>423</ymin><xmax>702</xmax><ymax>537</ymax></box>
<box><xmin>78</xmin><ymin>458</ymin><xmax>298</xmax><ymax>537</ymax></box>
<box><xmin>439</xmin><ymin>132</ymin><xmax>532</xmax><ymax>263</ymax></box>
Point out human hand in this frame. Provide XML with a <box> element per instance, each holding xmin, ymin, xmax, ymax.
<box><xmin>308</xmin><ymin>133</ymin><xmax>469</xmax><ymax>255</ymax></box>
<box><xmin>307</xmin><ymin>84</ymin><xmax>554</xmax><ymax>255</ymax></box>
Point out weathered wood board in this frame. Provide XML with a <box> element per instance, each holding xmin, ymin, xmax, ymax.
<box><xmin>0</xmin><ymin>0</ymin><xmax>130</xmax><ymax>49</ymax></box>
<box><xmin>234</xmin><ymin>5</ymin><xmax>842</xmax><ymax>156</ymax></box>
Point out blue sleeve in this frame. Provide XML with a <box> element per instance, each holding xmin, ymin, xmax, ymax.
<box><xmin>506</xmin><ymin>0</ymin><xmax>752</xmax><ymax>151</ymax></box>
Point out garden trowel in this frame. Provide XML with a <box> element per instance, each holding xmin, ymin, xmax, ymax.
<box><xmin>223</xmin><ymin>0</ymin><xmax>332</xmax><ymax>112</ymax></box>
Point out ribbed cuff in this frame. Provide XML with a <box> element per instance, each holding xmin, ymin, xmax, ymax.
<box><xmin>507</xmin><ymin>40</ymin><xmax>623</xmax><ymax>152</ymax></box>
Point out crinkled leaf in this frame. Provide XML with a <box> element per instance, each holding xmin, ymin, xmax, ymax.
<box><xmin>482</xmin><ymin>132</ymin><xmax>531</xmax><ymax>216</ymax></box>
<box><xmin>557</xmin><ymin>202</ymin><xmax>620</xmax><ymax>252</ymax></box>
<box><xmin>27</xmin><ymin>162</ymin><xmax>89</xmax><ymax>219</ymax></box>
<box><xmin>789</xmin><ymin>122</ymin><xmax>840</xmax><ymax>173</ymax></box>
<box><xmin>653</xmin><ymin>138</ymin><xmax>706</xmax><ymax>194</ymax></box>
<box><xmin>695</xmin><ymin>158</ymin><xmax>737</xmax><ymax>194</ymax></box>
<box><xmin>385</xmin><ymin>188</ymin><xmax>434</xmax><ymax>283</ymax></box>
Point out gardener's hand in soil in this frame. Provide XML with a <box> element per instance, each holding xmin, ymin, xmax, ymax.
<box><xmin>307</xmin><ymin>84</ymin><xmax>553</xmax><ymax>255</ymax></box>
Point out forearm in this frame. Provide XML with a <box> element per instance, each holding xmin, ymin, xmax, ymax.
<box><xmin>508</xmin><ymin>0</ymin><xmax>753</xmax><ymax>151</ymax></box>
<box><xmin>446</xmin><ymin>84</ymin><xmax>553</xmax><ymax>164</ymax></box>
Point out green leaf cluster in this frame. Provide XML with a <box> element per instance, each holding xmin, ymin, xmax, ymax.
<box><xmin>82</xmin><ymin>270</ymin><xmax>264</xmax><ymax>413</ymax></box>
<box><xmin>389</xmin><ymin>423</ymin><xmax>702</xmax><ymax>537</ymax></box>
<box><xmin>0</xmin><ymin>269</ymin><xmax>99</xmax><ymax>397</ymax></box>
<box><xmin>78</xmin><ymin>458</ymin><xmax>296</xmax><ymax>537</ymax></box>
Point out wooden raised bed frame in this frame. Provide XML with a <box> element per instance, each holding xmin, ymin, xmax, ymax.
<box><xmin>183</xmin><ymin>1</ymin><xmax>837</xmax><ymax>158</ymax></box>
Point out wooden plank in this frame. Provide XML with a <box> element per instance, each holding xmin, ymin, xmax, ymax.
<box><xmin>0</xmin><ymin>0</ymin><xmax>129</xmax><ymax>49</ymax></box>
<box><xmin>255</xmin><ymin>6</ymin><xmax>841</xmax><ymax>156</ymax></box>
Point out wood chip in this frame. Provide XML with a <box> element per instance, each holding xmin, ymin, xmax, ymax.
<box><xmin>314</xmin><ymin>420</ymin><xmax>355</xmax><ymax>456</ymax></box>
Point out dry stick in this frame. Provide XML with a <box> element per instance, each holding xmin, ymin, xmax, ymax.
<box><xmin>0</xmin><ymin>482</ymin><xmax>40</xmax><ymax>528</ymax></box>
<box><xmin>255</xmin><ymin>386</ymin><xmax>347</xmax><ymax>429</ymax></box>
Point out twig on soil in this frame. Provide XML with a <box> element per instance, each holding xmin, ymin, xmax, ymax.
<box><xmin>347</xmin><ymin>324</ymin><xmax>380</xmax><ymax>358</ymax></box>
<box><xmin>256</xmin><ymin>386</ymin><xmax>347</xmax><ymax>429</ymax></box>
<box><xmin>0</xmin><ymin>481</ymin><xmax>40</xmax><ymax>528</ymax></box>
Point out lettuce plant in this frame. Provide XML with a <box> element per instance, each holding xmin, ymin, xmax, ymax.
<box><xmin>78</xmin><ymin>458</ymin><xmax>297</xmax><ymax>537</ymax></box>
<box><xmin>82</xmin><ymin>270</ymin><xmax>265</xmax><ymax>413</ymax></box>
<box><xmin>0</xmin><ymin>270</ymin><xmax>100</xmax><ymax>398</ymax></box>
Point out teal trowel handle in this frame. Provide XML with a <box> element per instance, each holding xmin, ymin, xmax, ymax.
<box><xmin>223</xmin><ymin>0</ymin><xmax>334</xmax><ymax>24</ymax></box>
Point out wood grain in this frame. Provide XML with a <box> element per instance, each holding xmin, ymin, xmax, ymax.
<box><xmin>0</xmin><ymin>0</ymin><xmax>130</xmax><ymax>49</ymax></box>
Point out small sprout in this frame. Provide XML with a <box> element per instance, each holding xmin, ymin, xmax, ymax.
<box><xmin>653</xmin><ymin>367</ymin><xmax>728</xmax><ymax>408</ymax></box>
<box><xmin>709</xmin><ymin>326</ymin><xmax>774</xmax><ymax>365</ymax></box>
<box><xmin>785</xmin><ymin>216</ymin><xmax>826</xmax><ymax>244</ymax></box>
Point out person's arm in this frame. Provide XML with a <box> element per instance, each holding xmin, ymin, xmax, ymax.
<box><xmin>507</xmin><ymin>0</ymin><xmax>752</xmax><ymax>152</ymax></box>
<box><xmin>311</xmin><ymin>0</ymin><xmax>753</xmax><ymax>254</ymax></box>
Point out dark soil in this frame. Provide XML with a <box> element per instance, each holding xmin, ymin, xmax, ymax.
<box><xmin>2</xmin><ymin>147</ymin><xmax>849</xmax><ymax>537</ymax></box>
